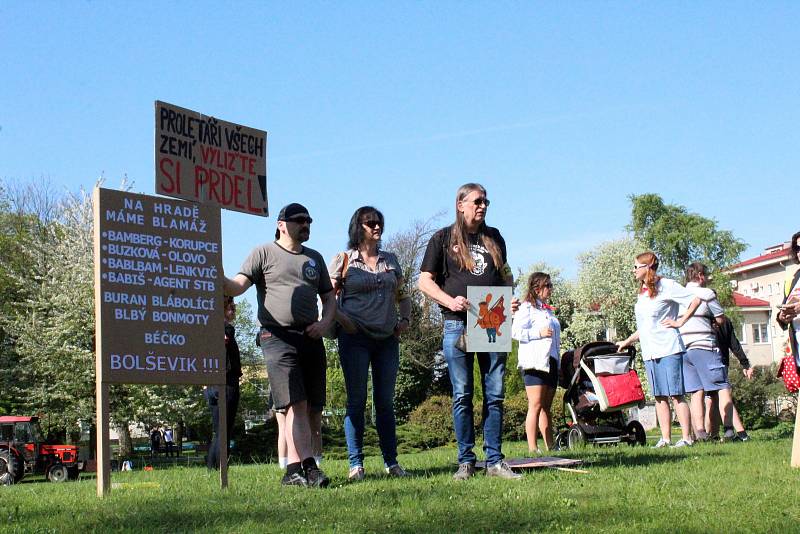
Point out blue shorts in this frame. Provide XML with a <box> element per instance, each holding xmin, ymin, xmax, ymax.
<box><xmin>683</xmin><ymin>347</ymin><xmax>730</xmax><ymax>393</ymax></box>
<box><xmin>521</xmin><ymin>358</ymin><xmax>559</xmax><ymax>388</ymax></box>
<box><xmin>644</xmin><ymin>353</ymin><xmax>685</xmax><ymax>397</ymax></box>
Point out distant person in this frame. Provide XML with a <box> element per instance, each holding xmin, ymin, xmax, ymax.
<box><xmin>777</xmin><ymin>231</ymin><xmax>800</xmax><ymax>371</ymax></box>
<box><xmin>163</xmin><ymin>427</ymin><xmax>175</xmax><ymax>457</ymax></box>
<box><xmin>206</xmin><ymin>295</ymin><xmax>243</xmax><ymax>469</ymax></box>
<box><xmin>678</xmin><ymin>262</ymin><xmax>738</xmax><ymax>441</ymax></box>
<box><xmin>512</xmin><ymin>272</ymin><xmax>560</xmax><ymax>454</ymax></box>
<box><xmin>224</xmin><ymin>203</ymin><xmax>334</xmax><ymax>488</ymax></box>
<box><xmin>617</xmin><ymin>252</ymin><xmax>703</xmax><ymax>448</ymax></box>
<box><xmin>329</xmin><ymin>206</ymin><xmax>411</xmax><ymax>481</ymax></box>
<box><xmin>150</xmin><ymin>427</ymin><xmax>161</xmax><ymax>456</ymax></box>
<box><xmin>418</xmin><ymin>183</ymin><xmax>521</xmax><ymax>480</ymax></box>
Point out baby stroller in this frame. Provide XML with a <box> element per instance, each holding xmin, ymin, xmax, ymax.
<box><xmin>554</xmin><ymin>341</ymin><xmax>647</xmax><ymax>450</ymax></box>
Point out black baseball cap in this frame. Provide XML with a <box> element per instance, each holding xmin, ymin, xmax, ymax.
<box><xmin>277</xmin><ymin>203</ymin><xmax>310</xmax><ymax>221</ymax></box>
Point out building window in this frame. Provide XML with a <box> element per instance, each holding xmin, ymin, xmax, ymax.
<box><xmin>751</xmin><ymin>323</ymin><xmax>769</xmax><ymax>344</ymax></box>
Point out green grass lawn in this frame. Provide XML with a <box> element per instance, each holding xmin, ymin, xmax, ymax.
<box><xmin>3</xmin><ymin>433</ymin><xmax>799</xmax><ymax>533</ymax></box>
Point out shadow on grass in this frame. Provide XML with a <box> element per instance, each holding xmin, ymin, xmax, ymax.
<box><xmin>571</xmin><ymin>447</ymin><xmax>730</xmax><ymax>469</ymax></box>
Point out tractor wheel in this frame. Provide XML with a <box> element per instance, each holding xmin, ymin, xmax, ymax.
<box><xmin>567</xmin><ymin>426</ymin><xmax>586</xmax><ymax>449</ymax></box>
<box><xmin>0</xmin><ymin>449</ymin><xmax>25</xmax><ymax>483</ymax></box>
<box><xmin>626</xmin><ymin>420</ymin><xmax>647</xmax><ymax>446</ymax></box>
<box><xmin>47</xmin><ymin>463</ymin><xmax>69</xmax><ymax>483</ymax></box>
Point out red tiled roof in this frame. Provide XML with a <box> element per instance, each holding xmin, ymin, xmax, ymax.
<box><xmin>729</xmin><ymin>247</ymin><xmax>791</xmax><ymax>269</ymax></box>
<box><xmin>732</xmin><ymin>292</ymin><xmax>770</xmax><ymax>308</ymax></box>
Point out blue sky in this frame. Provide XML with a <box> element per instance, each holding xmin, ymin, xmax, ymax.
<box><xmin>2</xmin><ymin>2</ymin><xmax>798</xmax><ymax>297</ymax></box>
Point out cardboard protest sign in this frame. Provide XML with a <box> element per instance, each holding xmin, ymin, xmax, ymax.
<box><xmin>155</xmin><ymin>101</ymin><xmax>268</xmax><ymax>216</ymax></box>
<box><xmin>94</xmin><ymin>188</ymin><xmax>225</xmax><ymax>385</ymax></box>
<box><xmin>466</xmin><ymin>286</ymin><xmax>512</xmax><ymax>353</ymax></box>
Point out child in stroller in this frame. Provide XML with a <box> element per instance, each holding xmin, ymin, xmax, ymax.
<box><xmin>555</xmin><ymin>341</ymin><xmax>648</xmax><ymax>449</ymax></box>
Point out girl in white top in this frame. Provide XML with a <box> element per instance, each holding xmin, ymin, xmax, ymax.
<box><xmin>617</xmin><ymin>252</ymin><xmax>703</xmax><ymax>448</ymax></box>
<box><xmin>512</xmin><ymin>272</ymin><xmax>561</xmax><ymax>453</ymax></box>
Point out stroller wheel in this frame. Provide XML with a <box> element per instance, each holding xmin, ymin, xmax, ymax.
<box><xmin>567</xmin><ymin>426</ymin><xmax>586</xmax><ymax>449</ymax></box>
<box><xmin>554</xmin><ymin>430</ymin><xmax>569</xmax><ymax>451</ymax></box>
<box><xmin>625</xmin><ymin>420</ymin><xmax>647</xmax><ymax>446</ymax></box>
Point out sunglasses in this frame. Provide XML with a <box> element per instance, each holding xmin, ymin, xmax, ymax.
<box><xmin>286</xmin><ymin>216</ymin><xmax>313</xmax><ymax>225</ymax></box>
<box><xmin>465</xmin><ymin>197</ymin><xmax>490</xmax><ymax>207</ymax></box>
<box><xmin>362</xmin><ymin>220</ymin><xmax>382</xmax><ymax>229</ymax></box>
<box><xmin>633</xmin><ymin>263</ymin><xmax>648</xmax><ymax>270</ymax></box>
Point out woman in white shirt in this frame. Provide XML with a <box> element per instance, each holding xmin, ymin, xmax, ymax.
<box><xmin>512</xmin><ymin>272</ymin><xmax>561</xmax><ymax>453</ymax></box>
<box><xmin>617</xmin><ymin>252</ymin><xmax>702</xmax><ymax>448</ymax></box>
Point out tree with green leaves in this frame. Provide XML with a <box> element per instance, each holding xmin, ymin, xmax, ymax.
<box><xmin>628</xmin><ymin>193</ymin><xmax>746</xmax><ymax>287</ymax></box>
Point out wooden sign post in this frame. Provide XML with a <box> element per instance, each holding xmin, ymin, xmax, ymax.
<box><xmin>792</xmin><ymin>390</ymin><xmax>800</xmax><ymax>468</ymax></box>
<box><xmin>93</xmin><ymin>188</ymin><xmax>226</xmax><ymax>496</ymax></box>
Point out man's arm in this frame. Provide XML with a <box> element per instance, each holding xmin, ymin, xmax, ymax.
<box><xmin>305</xmin><ymin>290</ymin><xmax>336</xmax><ymax>339</ymax></box>
<box><xmin>418</xmin><ymin>271</ymin><xmax>467</xmax><ymax>312</ymax></box>
<box><xmin>224</xmin><ymin>274</ymin><xmax>252</xmax><ymax>296</ymax></box>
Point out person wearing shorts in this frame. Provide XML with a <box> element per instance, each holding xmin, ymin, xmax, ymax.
<box><xmin>617</xmin><ymin>251</ymin><xmax>704</xmax><ymax>449</ymax></box>
<box><xmin>224</xmin><ymin>203</ymin><xmax>335</xmax><ymax>488</ymax></box>
<box><xmin>679</xmin><ymin>262</ymin><xmax>736</xmax><ymax>441</ymax></box>
<box><xmin>512</xmin><ymin>272</ymin><xmax>561</xmax><ymax>454</ymax></box>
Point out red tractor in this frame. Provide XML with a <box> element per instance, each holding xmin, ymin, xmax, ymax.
<box><xmin>0</xmin><ymin>416</ymin><xmax>83</xmax><ymax>483</ymax></box>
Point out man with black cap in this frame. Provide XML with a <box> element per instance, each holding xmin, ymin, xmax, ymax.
<box><xmin>224</xmin><ymin>203</ymin><xmax>335</xmax><ymax>487</ymax></box>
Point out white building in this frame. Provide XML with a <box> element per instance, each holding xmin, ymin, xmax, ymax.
<box><xmin>727</xmin><ymin>242</ymin><xmax>798</xmax><ymax>367</ymax></box>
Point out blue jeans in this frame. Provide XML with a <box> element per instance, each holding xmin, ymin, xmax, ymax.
<box><xmin>338</xmin><ymin>332</ymin><xmax>400</xmax><ymax>468</ymax></box>
<box><xmin>442</xmin><ymin>319</ymin><xmax>506</xmax><ymax>466</ymax></box>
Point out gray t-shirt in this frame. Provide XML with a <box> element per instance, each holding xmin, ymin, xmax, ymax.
<box><xmin>329</xmin><ymin>249</ymin><xmax>406</xmax><ymax>339</ymax></box>
<box><xmin>239</xmin><ymin>241</ymin><xmax>333</xmax><ymax>329</ymax></box>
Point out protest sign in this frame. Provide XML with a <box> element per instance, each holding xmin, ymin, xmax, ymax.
<box><xmin>94</xmin><ymin>187</ymin><xmax>225</xmax><ymax>385</ymax></box>
<box><xmin>466</xmin><ymin>286</ymin><xmax>512</xmax><ymax>353</ymax></box>
<box><xmin>155</xmin><ymin>101</ymin><xmax>268</xmax><ymax>216</ymax></box>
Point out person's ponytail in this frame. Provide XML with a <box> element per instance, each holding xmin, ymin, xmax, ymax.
<box><xmin>636</xmin><ymin>251</ymin><xmax>660</xmax><ymax>299</ymax></box>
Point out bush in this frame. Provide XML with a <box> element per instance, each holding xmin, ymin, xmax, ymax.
<box><xmin>407</xmin><ymin>395</ymin><xmax>454</xmax><ymax>446</ymax></box>
<box><xmin>394</xmin><ymin>353</ymin><xmax>433</xmax><ymax>421</ymax></box>
<box><xmin>502</xmin><ymin>388</ymin><xmax>566</xmax><ymax>442</ymax></box>
<box><xmin>729</xmin><ymin>362</ymin><xmax>783</xmax><ymax>430</ymax></box>
<box><xmin>502</xmin><ymin>391</ymin><xmax>528</xmax><ymax>441</ymax></box>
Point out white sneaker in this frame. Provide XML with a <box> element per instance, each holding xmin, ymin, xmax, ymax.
<box><xmin>652</xmin><ymin>438</ymin><xmax>671</xmax><ymax>448</ymax></box>
<box><xmin>672</xmin><ymin>439</ymin><xmax>693</xmax><ymax>448</ymax></box>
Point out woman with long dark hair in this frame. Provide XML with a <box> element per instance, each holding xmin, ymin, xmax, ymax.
<box><xmin>512</xmin><ymin>272</ymin><xmax>560</xmax><ymax>453</ymax></box>
<box><xmin>329</xmin><ymin>206</ymin><xmax>411</xmax><ymax>481</ymax></box>
<box><xmin>617</xmin><ymin>251</ymin><xmax>703</xmax><ymax>448</ymax></box>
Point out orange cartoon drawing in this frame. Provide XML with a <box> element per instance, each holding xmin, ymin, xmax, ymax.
<box><xmin>475</xmin><ymin>292</ymin><xmax>507</xmax><ymax>343</ymax></box>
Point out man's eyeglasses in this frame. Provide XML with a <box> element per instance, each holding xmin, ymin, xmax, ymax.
<box><xmin>287</xmin><ymin>216</ymin><xmax>313</xmax><ymax>225</ymax></box>
<box><xmin>465</xmin><ymin>197</ymin><xmax>490</xmax><ymax>207</ymax></box>
<box><xmin>362</xmin><ymin>220</ymin><xmax>382</xmax><ymax>229</ymax></box>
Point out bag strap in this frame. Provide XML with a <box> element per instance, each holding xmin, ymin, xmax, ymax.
<box><xmin>334</xmin><ymin>251</ymin><xmax>350</xmax><ymax>297</ymax></box>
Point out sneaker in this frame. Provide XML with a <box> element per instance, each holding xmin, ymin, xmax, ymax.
<box><xmin>385</xmin><ymin>464</ymin><xmax>408</xmax><ymax>477</ymax></box>
<box><xmin>671</xmin><ymin>439</ymin><xmax>693</xmax><ymax>448</ymax></box>
<box><xmin>348</xmin><ymin>466</ymin><xmax>365</xmax><ymax>481</ymax></box>
<box><xmin>736</xmin><ymin>432</ymin><xmax>750</xmax><ymax>442</ymax></box>
<box><xmin>485</xmin><ymin>461</ymin><xmax>522</xmax><ymax>480</ymax></box>
<box><xmin>304</xmin><ymin>466</ymin><xmax>330</xmax><ymax>488</ymax></box>
<box><xmin>452</xmin><ymin>462</ymin><xmax>476</xmax><ymax>481</ymax></box>
<box><xmin>707</xmin><ymin>433</ymin><xmax>720</xmax><ymax>442</ymax></box>
<box><xmin>721</xmin><ymin>428</ymin><xmax>737</xmax><ymax>443</ymax></box>
<box><xmin>281</xmin><ymin>471</ymin><xmax>309</xmax><ymax>487</ymax></box>
<box><xmin>652</xmin><ymin>438</ymin><xmax>671</xmax><ymax>449</ymax></box>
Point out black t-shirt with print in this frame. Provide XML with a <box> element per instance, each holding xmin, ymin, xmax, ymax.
<box><xmin>420</xmin><ymin>225</ymin><xmax>508</xmax><ymax>321</ymax></box>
